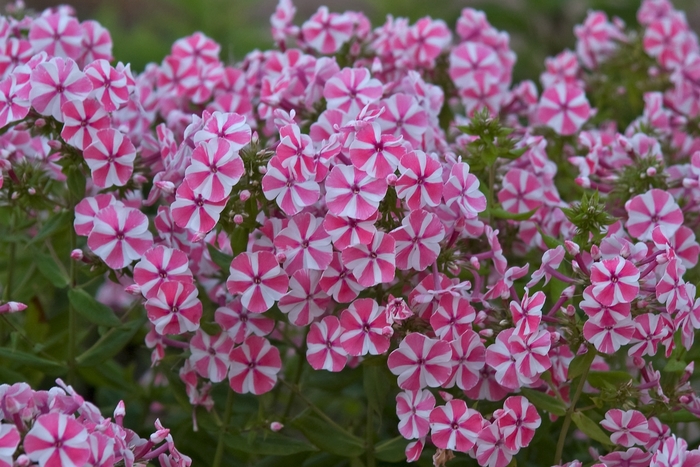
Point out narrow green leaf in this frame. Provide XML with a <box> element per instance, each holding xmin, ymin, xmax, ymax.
<box><xmin>76</xmin><ymin>317</ymin><xmax>144</xmax><ymax>366</ymax></box>
<box><xmin>68</xmin><ymin>289</ymin><xmax>122</xmax><ymax>327</ymax></box>
<box><xmin>571</xmin><ymin>411</ymin><xmax>613</xmax><ymax>446</ymax></box>
<box><xmin>664</xmin><ymin>358</ymin><xmax>688</xmax><ymax>373</ymax></box>
<box><xmin>657</xmin><ymin>410</ymin><xmax>699</xmax><ymax>423</ymax></box>
<box><xmin>374</xmin><ymin>436</ymin><xmax>408</xmax><ymax>462</ymax></box>
<box><xmin>35</xmin><ymin>252</ymin><xmax>69</xmax><ymax>288</ymax></box>
<box><xmin>363</xmin><ymin>364</ymin><xmax>389</xmax><ymax>415</ymax></box>
<box><xmin>537</xmin><ymin>227</ymin><xmax>565</xmax><ymax>250</ymax></box>
<box><xmin>520</xmin><ymin>388</ymin><xmax>567</xmax><ymax>416</ymax></box>
<box><xmin>224</xmin><ymin>431</ymin><xmax>317</xmax><ymax>456</ymax></box>
<box><xmin>568</xmin><ymin>349</ymin><xmax>595</xmax><ymax>381</ymax></box>
<box><xmin>490</xmin><ymin>207</ymin><xmax>538</xmax><ymax>221</ymax></box>
<box><xmin>0</xmin><ymin>347</ymin><xmax>66</xmax><ymax>375</ymax></box>
<box><xmin>230</xmin><ymin>226</ymin><xmax>250</xmax><ymax>255</ymax></box>
<box><xmin>587</xmin><ymin>371</ymin><xmax>634</xmax><ymax>389</ymax></box>
<box><xmin>29</xmin><ymin>211</ymin><xmax>71</xmax><ymax>245</ymax></box>
<box><xmin>206</xmin><ymin>243</ymin><xmax>233</xmax><ymax>271</ymax></box>
<box><xmin>292</xmin><ymin>409</ymin><xmax>365</xmax><ymax>457</ymax></box>
<box><xmin>67</xmin><ymin>166</ymin><xmax>86</xmax><ymax>201</ymax></box>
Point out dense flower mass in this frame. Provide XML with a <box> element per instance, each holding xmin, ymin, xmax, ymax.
<box><xmin>1</xmin><ymin>0</ymin><xmax>700</xmax><ymax>466</ymax></box>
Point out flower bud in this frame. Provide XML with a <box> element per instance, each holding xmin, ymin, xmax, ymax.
<box><xmin>251</xmin><ymin>131</ymin><xmax>259</xmax><ymax>145</ymax></box>
<box><xmin>34</xmin><ymin>118</ymin><xmax>46</xmax><ymax>128</ymax></box>
<box><xmin>619</xmin><ymin>242</ymin><xmax>631</xmax><ymax>258</ymax></box>
<box><xmin>564</xmin><ymin>240</ymin><xmax>580</xmax><ymax>256</ymax></box>
<box><xmin>632</xmin><ymin>356</ymin><xmax>645</xmax><ymax>369</ymax></box>
<box><xmin>70</xmin><ymin>249</ymin><xmax>84</xmax><ymax>261</ymax></box>
<box><xmin>562</xmin><ymin>285</ymin><xmax>575</xmax><ymax>299</ymax></box>
<box><xmin>371</xmin><ymin>57</ymin><xmax>383</xmax><ymax>74</ymax></box>
<box><xmin>275</xmin><ymin>252</ymin><xmax>286</xmax><ymax>264</ymax></box>
<box><xmin>270</xmin><ymin>421</ymin><xmax>284</xmax><ymax>432</ymax></box>
<box><xmin>575</xmin><ymin>176</ymin><xmax>591</xmax><ymax>188</ymax></box>
<box><xmin>114</xmin><ymin>400</ymin><xmax>126</xmax><ymax>422</ymax></box>
<box><xmin>47</xmin><ymin>140</ymin><xmax>62</xmax><ymax>150</ymax></box>
<box><xmin>15</xmin><ymin>455</ymin><xmax>30</xmax><ymax>467</ymax></box>
<box><xmin>233</xmin><ymin>214</ymin><xmax>244</xmax><ymax>225</ymax></box>
<box><xmin>124</xmin><ymin>284</ymin><xmax>141</xmax><ymax>296</ymax></box>
<box><xmin>27</xmin><ymin>187</ymin><xmax>35</xmax><ymax>195</ymax></box>
<box><xmin>258</xmin><ymin>165</ymin><xmax>267</xmax><ymax>174</ymax></box>
<box><xmin>133</xmin><ymin>174</ymin><xmax>148</xmax><ymax>185</ymax></box>
<box><xmin>564</xmin><ymin>304</ymin><xmax>576</xmax><ymax>316</ymax></box>
<box><xmin>646</xmin><ymin>167</ymin><xmax>657</xmax><ymax>177</ymax></box>
<box><xmin>590</xmin><ymin>245</ymin><xmax>601</xmax><ymax>260</ymax></box>
<box><xmin>239</xmin><ymin>190</ymin><xmax>251</xmax><ymax>201</ymax></box>
<box><xmin>469</xmin><ymin>256</ymin><xmax>480</xmax><ymax>270</ymax></box>
<box><xmin>385</xmin><ymin>173</ymin><xmax>397</xmax><ymax>186</ymax></box>
<box><xmin>438</xmin><ymin>391</ymin><xmax>453</xmax><ymax>402</ymax></box>
<box><xmin>479</xmin><ymin>329</ymin><xmax>493</xmax><ymax>338</ymax></box>
<box><xmin>10</xmin><ymin>192</ymin><xmax>19</xmax><ymax>200</ymax></box>
<box><xmin>155</xmin><ymin>181</ymin><xmax>175</xmax><ymax>194</ymax></box>
<box><xmin>0</xmin><ymin>301</ymin><xmax>27</xmax><ymax>314</ymax></box>
<box><xmin>381</xmin><ymin>326</ymin><xmax>394</xmax><ymax>337</ymax></box>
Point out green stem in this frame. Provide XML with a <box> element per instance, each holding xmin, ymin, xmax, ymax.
<box><xmin>212</xmin><ymin>388</ymin><xmax>234</xmax><ymax>467</ymax></box>
<box><xmin>68</xmin><ymin>224</ymin><xmax>78</xmax><ymax>385</ymax></box>
<box><xmin>487</xmin><ymin>163</ymin><xmax>495</xmax><ymax>225</ymax></box>
<box><xmin>554</xmin><ymin>353</ymin><xmax>594</xmax><ymax>465</ymax></box>
<box><xmin>3</xmin><ymin>242</ymin><xmax>15</xmax><ymax>303</ymax></box>
<box><xmin>281</xmin><ymin>379</ymin><xmax>349</xmax><ymax>433</ymax></box>
<box><xmin>366</xmin><ymin>404</ymin><xmax>375</xmax><ymax>467</ymax></box>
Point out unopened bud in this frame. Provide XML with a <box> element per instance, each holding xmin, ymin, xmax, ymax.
<box><xmin>233</xmin><ymin>214</ymin><xmax>244</xmax><ymax>225</ymax></box>
<box><xmin>648</xmin><ymin>66</ymin><xmax>659</xmax><ymax>77</ymax></box>
<box><xmin>270</xmin><ymin>421</ymin><xmax>284</xmax><ymax>432</ymax></box>
<box><xmin>564</xmin><ymin>240</ymin><xmax>580</xmax><ymax>256</ymax></box>
<box><xmin>0</xmin><ymin>302</ymin><xmax>27</xmax><ymax>314</ymax></box>
<box><xmin>479</xmin><ymin>329</ymin><xmax>493</xmax><ymax>338</ymax></box>
<box><xmin>47</xmin><ymin>140</ymin><xmax>62</xmax><ymax>150</ymax></box>
<box><xmin>681</xmin><ymin>362</ymin><xmax>695</xmax><ymax>384</ymax></box>
<box><xmin>679</xmin><ymin>395</ymin><xmax>692</xmax><ymax>404</ymax></box>
<box><xmin>657</xmin><ymin>254</ymin><xmax>669</xmax><ymax>265</ymax></box>
<box><xmin>11</xmin><ymin>192</ymin><xmax>19</xmax><ymax>200</ymax></box>
<box><xmin>646</xmin><ymin>167</ymin><xmax>657</xmax><ymax>177</ymax></box>
<box><xmin>124</xmin><ymin>284</ymin><xmax>141</xmax><ymax>296</ymax></box>
<box><xmin>371</xmin><ymin>57</ymin><xmax>383</xmax><ymax>74</ymax></box>
<box><xmin>438</xmin><ymin>391</ymin><xmax>453</xmax><ymax>402</ymax></box>
<box><xmin>564</xmin><ymin>304</ymin><xmax>576</xmax><ymax>316</ymax></box>
<box><xmin>132</xmin><ymin>174</ymin><xmax>148</xmax><ymax>185</ymax></box>
<box><xmin>575</xmin><ymin>177</ymin><xmax>591</xmax><ymax>188</ymax></box>
<box><xmin>34</xmin><ymin>118</ymin><xmax>46</xmax><ymax>128</ymax></box>
<box><xmin>251</xmin><ymin>131</ymin><xmax>259</xmax><ymax>145</ymax></box>
<box><xmin>562</xmin><ymin>285</ymin><xmax>575</xmax><ymax>298</ymax></box>
<box><xmin>590</xmin><ymin>245</ymin><xmax>601</xmax><ymax>260</ymax></box>
<box><xmin>15</xmin><ymin>455</ymin><xmax>30</xmax><ymax>467</ymax></box>
<box><xmin>27</xmin><ymin>187</ymin><xmax>35</xmax><ymax>195</ymax></box>
<box><xmin>114</xmin><ymin>400</ymin><xmax>126</xmax><ymax>419</ymax></box>
<box><xmin>550</xmin><ymin>331</ymin><xmax>561</xmax><ymax>344</ymax></box>
<box><xmin>275</xmin><ymin>252</ymin><xmax>286</xmax><ymax>264</ymax></box>
<box><xmin>382</xmin><ymin>326</ymin><xmax>394</xmax><ymax>337</ymax></box>
<box><xmin>683</xmin><ymin>178</ymin><xmax>700</xmax><ymax>189</ymax></box>
<box><xmin>632</xmin><ymin>356</ymin><xmax>646</xmax><ymax>369</ymax></box>
<box><xmin>70</xmin><ymin>249</ymin><xmax>83</xmax><ymax>261</ymax></box>
<box><xmin>258</xmin><ymin>165</ymin><xmax>267</xmax><ymax>174</ymax></box>
<box><xmin>469</xmin><ymin>257</ymin><xmax>480</xmax><ymax>270</ymax></box>
<box><xmin>386</xmin><ymin>174</ymin><xmax>397</xmax><ymax>186</ymax></box>
<box><xmin>155</xmin><ymin>181</ymin><xmax>175</xmax><ymax>194</ymax></box>
<box><xmin>239</xmin><ymin>190</ymin><xmax>251</xmax><ymax>201</ymax></box>
<box><xmin>447</xmin><ymin>264</ymin><xmax>460</xmax><ymax>276</ymax></box>
<box><xmin>620</xmin><ymin>243</ymin><xmax>631</xmax><ymax>258</ymax></box>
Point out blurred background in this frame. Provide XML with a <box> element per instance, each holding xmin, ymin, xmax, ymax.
<box><xmin>10</xmin><ymin>0</ymin><xmax>700</xmax><ymax>84</ymax></box>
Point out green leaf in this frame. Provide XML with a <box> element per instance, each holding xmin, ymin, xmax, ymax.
<box><xmin>587</xmin><ymin>371</ymin><xmax>634</xmax><ymax>389</ymax></box>
<box><xmin>568</xmin><ymin>349</ymin><xmax>595</xmax><ymax>381</ymax></box>
<box><xmin>571</xmin><ymin>411</ymin><xmax>613</xmax><ymax>446</ymax></box>
<box><xmin>76</xmin><ymin>317</ymin><xmax>144</xmax><ymax>366</ymax></box>
<box><xmin>206</xmin><ymin>243</ymin><xmax>233</xmax><ymax>271</ymax></box>
<box><xmin>538</xmin><ymin>227</ymin><xmax>565</xmax><ymax>250</ymax></box>
<box><xmin>66</xmin><ymin>166</ymin><xmax>86</xmax><ymax>202</ymax></box>
<box><xmin>29</xmin><ymin>211</ymin><xmax>71</xmax><ymax>245</ymax></box>
<box><xmin>374</xmin><ymin>436</ymin><xmax>408</xmax><ymax>462</ymax></box>
<box><xmin>0</xmin><ymin>347</ymin><xmax>66</xmax><ymax>375</ymax></box>
<box><xmin>520</xmin><ymin>388</ymin><xmax>567</xmax><ymax>416</ymax></box>
<box><xmin>68</xmin><ymin>289</ymin><xmax>122</xmax><ymax>327</ymax></box>
<box><xmin>363</xmin><ymin>364</ymin><xmax>389</xmax><ymax>416</ymax></box>
<box><xmin>657</xmin><ymin>410</ymin><xmax>700</xmax><ymax>423</ymax></box>
<box><xmin>35</xmin><ymin>252</ymin><xmax>69</xmax><ymax>288</ymax></box>
<box><xmin>230</xmin><ymin>225</ymin><xmax>250</xmax><ymax>255</ymax></box>
<box><xmin>292</xmin><ymin>410</ymin><xmax>365</xmax><ymax>457</ymax></box>
<box><xmin>224</xmin><ymin>431</ymin><xmax>317</xmax><ymax>456</ymax></box>
<box><xmin>664</xmin><ymin>358</ymin><xmax>688</xmax><ymax>373</ymax></box>
<box><xmin>489</xmin><ymin>207</ymin><xmax>539</xmax><ymax>221</ymax></box>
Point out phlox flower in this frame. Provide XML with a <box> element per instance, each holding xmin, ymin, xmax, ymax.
<box><xmin>24</xmin><ymin>413</ymin><xmax>90</xmax><ymax>467</ymax></box>
<box><xmin>301</xmin><ymin>6</ymin><xmax>354</xmax><ymax>54</ymax></box>
<box><xmin>497</xmin><ymin>168</ymin><xmax>544</xmax><ymax>214</ymax></box>
<box><xmin>601</xmin><ymin>409</ymin><xmax>650</xmax><ymax>448</ymax></box>
<box><xmin>278</xmin><ymin>270</ymin><xmax>331</xmax><ymax>326</ymax></box>
<box><xmin>476</xmin><ymin>422</ymin><xmax>518</xmax><ymax>467</ymax></box>
<box><xmin>262</xmin><ymin>156</ymin><xmax>320</xmax><ymax>216</ymax></box>
<box><xmin>84</xmin><ymin>59</ymin><xmax>129</xmax><ymax>112</ymax></box>
<box><xmin>274</xmin><ymin>212</ymin><xmax>333</xmax><ymax>273</ymax></box>
<box><xmin>60</xmin><ymin>98</ymin><xmax>110</xmax><ymax>151</ymax></box>
<box><xmin>430</xmin><ymin>295</ymin><xmax>476</xmax><ymax>341</ymax></box>
<box><xmin>339</xmin><ymin>298</ymin><xmax>390</xmax><ymax>356</ymax></box>
<box><xmin>537</xmin><ymin>83</ymin><xmax>591</xmax><ymax>135</ymax></box>
<box><xmin>83</xmin><ymin>128</ymin><xmax>136</xmax><ymax>188</ymax></box>
<box><xmin>184</xmin><ymin>139</ymin><xmax>244</xmax><ymax>202</ymax></box>
<box><xmin>324</xmin><ymin>67</ymin><xmax>382</xmax><ymax>116</ymax></box>
<box><xmin>325</xmin><ymin>165</ymin><xmax>387</xmax><ymax>220</ymax></box>
<box><xmin>228</xmin><ymin>336</ymin><xmax>281</xmax><ymax>395</ymax></box>
<box><xmin>590</xmin><ymin>256</ymin><xmax>640</xmax><ymax>306</ymax></box>
<box><xmin>625</xmin><ymin>189</ymin><xmax>683</xmax><ymax>241</ymax></box>
<box><xmin>319</xmin><ymin>252</ymin><xmax>364</xmax><ymax>303</ymax></box>
<box><xmin>494</xmin><ymin>396</ymin><xmax>541</xmax><ymax>450</ymax></box>
<box><xmin>341</xmin><ymin>231</ymin><xmax>396</xmax><ymax>287</ymax></box>
<box><xmin>391</xmin><ymin>209</ymin><xmax>445</xmax><ymax>272</ymax></box>
<box><xmin>29</xmin><ymin>57</ymin><xmax>92</xmax><ymax>121</ymax></box>
<box><xmin>28</xmin><ymin>12</ymin><xmax>83</xmax><ymax>60</ymax></box>
<box><xmin>226</xmin><ymin>251</ymin><xmax>289</xmax><ymax>313</ymax></box>
<box><xmin>387</xmin><ymin>333</ymin><xmax>452</xmax><ymax>390</ymax></box>
<box><xmin>215</xmin><ymin>300</ymin><xmax>275</xmax><ymax>344</ymax></box>
<box><xmin>396</xmin><ymin>390</ymin><xmax>435</xmax><ymax>440</ymax></box>
<box><xmin>443</xmin><ymin>161</ymin><xmax>486</xmax><ymax>219</ymax></box>
<box><xmin>133</xmin><ymin>245</ymin><xmax>193</xmax><ymax>299</ymax></box>
<box><xmin>145</xmin><ymin>281</ymin><xmax>202</xmax><ymax>335</ymax></box>
<box><xmin>395</xmin><ymin>150</ymin><xmax>443</xmax><ymax>209</ymax></box>
<box><xmin>444</xmin><ymin>329</ymin><xmax>486</xmax><ymax>391</ymax></box>
<box><xmin>87</xmin><ymin>205</ymin><xmax>153</xmax><ymax>269</ymax></box>
<box><xmin>306</xmin><ymin>316</ymin><xmax>347</xmax><ymax>372</ymax></box>
<box><xmin>349</xmin><ymin>122</ymin><xmax>406</xmax><ymax>178</ymax></box>
<box><xmin>429</xmin><ymin>400</ymin><xmax>484</xmax><ymax>453</ymax></box>
<box><xmin>0</xmin><ymin>76</ymin><xmax>30</xmax><ymax>128</ymax></box>
<box><xmin>189</xmin><ymin>329</ymin><xmax>234</xmax><ymax>383</ymax></box>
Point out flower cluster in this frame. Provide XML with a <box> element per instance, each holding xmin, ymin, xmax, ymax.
<box><xmin>0</xmin><ymin>380</ymin><xmax>187</xmax><ymax>467</ymax></box>
<box><xmin>1</xmin><ymin>0</ymin><xmax>700</xmax><ymax>466</ymax></box>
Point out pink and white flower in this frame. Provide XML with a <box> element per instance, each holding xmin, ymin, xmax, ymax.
<box><xmin>145</xmin><ymin>281</ymin><xmax>202</xmax><ymax>335</ymax></box>
<box><xmin>60</xmin><ymin>98</ymin><xmax>110</xmax><ymax>151</ymax></box>
<box><xmin>443</xmin><ymin>162</ymin><xmax>487</xmax><ymax>219</ymax></box>
<box><xmin>24</xmin><ymin>413</ymin><xmax>90</xmax><ymax>467</ymax></box>
<box><xmin>601</xmin><ymin>409</ymin><xmax>650</xmax><ymax>448</ymax></box>
<box><xmin>497</xmin><ymin>169</ymin><xmax>544</xmax><ymax>214</ymax></box>
<box><xmin>184</xmin><ymin>139</ymin><xmax>244</xmax><ymax>202</ymax></box>
<box><xmin>395</xmin><ymin>150</ymin><xmax>443</xmax><ymax>209</ymax></box>
<box><xmin>444</xmin><ymin>329</ymin><xmax>486</xmax><ymax>391</ymax></box>
<box><xmin>339</xmin><ymin>298</ymin><xmax>390</xmax><ymax>356</ymax></box>
<box><xmin>83</xmin><ymin>128</ymin><xmax>136</xmax><ymax>188</ymax></box>
<box><xmin>278</xmin><ymin>270</ymin><xmax>330</xmax><ymax>326</ymax></box>
<box><xmin>590</xmin><ymin>256</ymin><xmax>640</xmax><ymax>306</ymax></box>
<box><xmin>429</xmin><ymin>400</ymin><xmax>484</xmax><ymax>453</ymax></box>
<box><xmin>228</xmin><ymin>336</ymin><xmax>282</xmax><ymax>395</ymax></box>
<box><xmin>537</xmin><ymin>83</ymin><xmax>591</xmax><ymax>135</ymax></box>
<box><xmin>133</xmin><ymin>245</ymin><xmax>193</xmax><ymax>299</ymax></box>
<box><xmin>226</xmin><ymin>251</ymin><xmax>289</xmax><ymax>313</ymax></box>
<box><xmin>306</xmin><ymin>316</ymin><xmax>347</xmax><ymax>372</ymax></box>
<box><xmin>387</xmin><ymin>333</ymin><xmax>452</xmax><ymax>390</ymax></box>
<box><xmin>274</xmin><ymin>213</ymin><xmax>333</xmax><ymax>273</ymax></box>
<box><xmin>341</xmin><ymin>231</ymin><xmax>396</xmax><ymax>287</ymax></box>
<box><xmin>29</xmin><ymin>57</ymin><xmax>92</xmax><ymax>121</ymax></box>
<box><xmin>325</xmin><ymin>165</ymin><xmax>388</xmax><ymax>220</ymax></box>
<box><xmin>189</xmin><ymin>329</ymin><xmax>234</xmax><ymax>383</ymax></box>
<box><xmin>87</xmin><ymin>205</ymin><xmax>153</xmax><ymax>269</ymax></box>
<box><xmin>84</xmin><ymin>59</ymin><xmax>129</xmax><ymax>112</ymax></box>
<box><xmin>391</xmin><ymin>209</ymin><xmax>445</xmax><ymax>271</ymax></box>
<box><xmin>349</xmin><ymin>122</ymin><xmax>406</xmax><ymax>178</ymax></box>
<box><xmin>495</xmin><ymin>396</ymin><xmax>541</xmax><ymax>450</ymax></box>
<box><xmin>396</xmin><ymin>390</ymin><xmax>435</xmax><ymax>440</ymax></box>
<box><xmin>324</xmin><ymin>67</ymin><xmax>382</xmax><ymax>116</ymax></box>
<box><xmin>625</xmin><ymin>189</ymin><xmax>684</xmax><ymax>241</ymax></box>
<box><xmin>301</xmin><ymin>7</ymin><xmax>353</xmax><ymax>54</ymax></box>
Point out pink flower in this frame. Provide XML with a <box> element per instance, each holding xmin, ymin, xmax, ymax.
<box><xmin>29</xmin><ymin>57</ymin><xmax>92</xmax><ymax>121</ymax></box>
<box><xmin>443</xmin><ymin>162</ymin><xmax>487</xmax><ymax>219</ymax></box>
<box><xmin>215</xmin><ymin>300</ymin><xmax>274</xmax><ymax>344</ymax></box>
<box><xmin>324</xmin><ymin>67</ymin><xmax>383</xmax><ymax>116</ymax></box>
<box><xmin>405</xmin><ymin>438</ymin><xmax>425</xmax><ymax>463</ymax></box>
<box><xmin>172</xmin><ymin>32</ymin><xmax>220</xmax><ymax>67</ymax></box>
<box><xmin>444</xmin><ymin>329</ymin><xmax>486</xmax><ymax>391</ymax></box>
<box><xmin>510</xmin><ymin>290</ymin><xmax>545</xmax><ymax>337</ymax></box>
<box><xmin>195</xmin><ymin>111</ymin><xmax>251</xmax><ymax>151</ymax></box>
<box><xmin>341</xmin><ymin>231</ymin><xmax>396</xmax><ymax>287</ymax></box>
<box><xmin>476</xmin><ymin>422</ymin><xmax>518</xmax><ymax>467</ymax></box>
<box><xmin>656</xmin><ymin>258</ymin><xmax>690</xmax><ymax>314</ymax></box>
<box><xmin>83</xmin><ymin>128</ymin><xmax>136</xmax><ymax>188</ymax></box>
<box><xmin>87</xmin><ymin>205</ymin><xmax>153</xmax><ymax>269</ymax></box>
<box><xmin>0</xmin><ymin>424</ymin><xmax>20</xmax><ymax>467</ymax></box>
<box><xmin>60</xmin><ymin>98</ymin><xmax>110</xmax><ymax>150</ymax></box>
<box><xmin>407</xmin><ymin>18</ymin><xmax>451</xmax><ymax>67</ymax></box>
<box><xmin>495</xmin><ymin>396</ymin><xmax>541</xmax><ymax>450</ymax></box>
<box><xmin>377</xmin><ymin>93</ymin><xmax>428</xmax><ymax>149</ymax></box>
<box><xmin>274</xmin><ymin>213</ymin><xmax>333</xmax><ymax>273</ymax></box>
<box><xmin>278</xmin><ymin>270</ymin><xmax>330</xmax><ymax>326</ymax></box>
<box><xmin>323</xmin><ymin>213</ymin><xmax>377</xmax><ymax>251</ymax></box>
<box><xmin>184</xmin><ymin>139</ymin><xmax>244</xmax><ymax>202</ymax></box>
<box><xmin>228</xmin><ymin>336</ymin><xmax>282</xmax><ymax>395</ymax></box>
<box><xmin>590</xmin><ymin>256</ymin><xmax>640</xmax><ymax>306</ymax></box>
<box><xmin>486</xmin><ymin>329</ymin><xmax>527</xmax><ymax>390</ymax></box>
<box><xmin>306</xmin><ymin>315</ymin><xmax>347</xmax><ymax>372</ymax></box>
<box><xmin>319</xmin><ymin>252</ymin><xmax>363</xmax><ymax>303</ymax></box>
<box><xmin>629</xmin><ymin>313</ymin><xmax>668</xmax><ymax>358</ymax></box>
<box><xmin>79</xmin><ymin>21</ymin><xmax>114</xmax><ymax>65</ymax></box>
<box><xmin>24</xmin><ymin>413</ymin><xmax>90</xmax><ymax>467</ymax></box>
<box><xmin>28</xmin><ymin>13</ymin><xmax>83</xmax><ymax>59</ymax></box>
<box><xmin>262</xmin><ymin>156</ymin><xmax>320</xmax><ymax>216</ymax></box>
<box><xmin>189</xmin><ymin>329</ymin><xmax>234</xmax><ymax>383</ymax></box>
<box><xmin>584</xmin><ymin>312</ymin><xmax>635</xmax><ymax>354</ymax></box>
<box><xmin>537</xmin><ymin>83</ymin><xmax>591</xmax><ymax>135</ymax></box>
<box><xmin>449</xmin><ymin>42</ymin><xmax>503</xmax><ymax>89</ymax></box>
<box><xmin>391</xmin><ymin>209</ymin><xmax>445</xmax><ymax>271</ymax></box>
<box><xmin>497</xmin><ymin>168</ymin><xmax>544</xmax><ymax>214</ymax></box>
<box><xmin>601</xmin><ymin>409</ymin><xmax>650</xmax><ymax>448</ymax></box>
<box><xmin>145</xmin><ymin>281</ymin><xmax>202</xmax><ymax>335</ymax></box>
<box><xmin>325</xmin><ymin>165</ymin><xmax>388</xmax><ymax>220</ymax></box>
<box><xmin>0</xmin><ymin>76</ymin><xmax>30</xmax><ymax>128</ymax></box>
<box><xmin>133</xmin><ymin>245</ymin><xmax>194</xmax><ymax>299</ymax></box>
<box><xmin>273</xmin><ymin>123</ymin><xmax>315</xmax><ymax>180</ymax></box>
<box><xmin>430</xmin><ymin>295</ymin><xmax>476</xmax><ymax>341</ymax></box>
<box><xmin>396</xmin><ymin>150</ymin><xmax>443</xmax><ymax>209</ymax></box>
<box><xmin>339</xmin><ymin>298</ymin><xmax>390</xmax><ymax>356</ymax></box>
<box><xmin>599</xmin><ymin>448</ymin><xmax>652</xmax><ymax>467</ymax></box>
<box><xmin>527</xmin><ymin>245</ymin><xmax>565</xmax><ymax>288</ymax></box>
<box><xmin>387</xmin><ymin>333</ymin><xmax>452</xmax><ymax>390</ymax></box>
<box><xmin>429</xmin><ymin>399</ymin><xmax>484</xmax><ymax>453</ymax></box>
<box><xmin>508</xmin><ymin>328</ymin><xmax>552</xmax><ymax>380</ymax></box>
<box><xmin>625</xmin><ymin>189</ymin><xmax>684</xmax><ymax>241</ymax></box>
<box><xmin>227</xmin><ymin>251</ymin><xmax>289</xmax><ymax>313</ymax></box>
<box><xmin>301</xmin><ymin>7</ymin><xmax>353</xmax><ymax>54</ymax></box>
<box><xmin>84</xmin><ymin>59</ymin><xmax>129</xmax><ymax>112</ymax></box>
<box><xmin>396</xmin><ymin>390</ymin><xmax>435</xmax><ymax>440</ymax></box>
<box><xmin>349</xmin><ymin>122</ymin><xmax>406</xmax><ymax>178</ymax></box>
<box><xmin>73</xmin><ymin>193</ymin><xmax>119</xmax><ymax>236</ymax></box>
<box><xmin>170</xmin><ymin>181</ymin><xmax>227</xmax><ymax>234</ymax></box>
